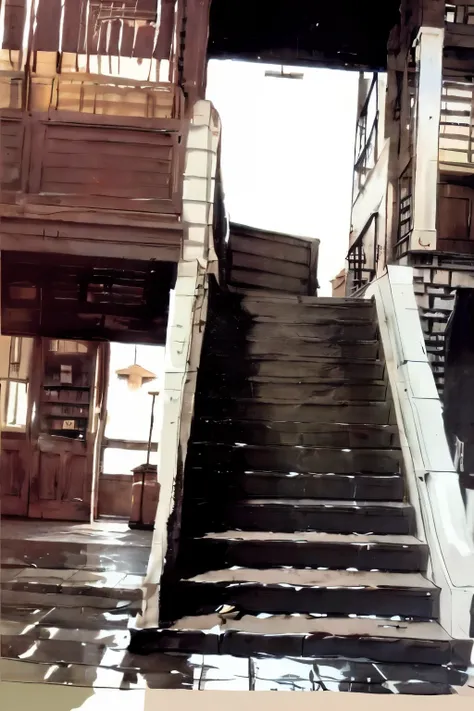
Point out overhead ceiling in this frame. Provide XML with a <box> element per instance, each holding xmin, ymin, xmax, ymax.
<box><xmin>207</xmin><ymin>0</ymin><xmax>401</xmax><ymax>71</ymax></box>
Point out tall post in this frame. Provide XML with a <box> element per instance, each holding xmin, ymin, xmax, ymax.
<box><xmin>410</xmin><ymin>26</ymin><xmax>444</xmax><ymax>252</ymax></box>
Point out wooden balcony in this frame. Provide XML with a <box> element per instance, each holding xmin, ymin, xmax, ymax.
<box><xmin>0</xmin><ymin>0</ymin><xmax>212</xmax><ymax>264</ymax></box>
<box><xmin>1</xmin><ymin>102</ymin><xmax>185</xmax><ymax>262</ymax></box>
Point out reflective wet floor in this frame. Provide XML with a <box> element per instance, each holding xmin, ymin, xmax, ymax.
<box><xmin>1</xmin><ymin>519</ymin><xmax>474</xmax><ymax>694</ymax></box>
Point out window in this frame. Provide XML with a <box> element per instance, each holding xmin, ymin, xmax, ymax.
<box><xmin>353</xmin><ymin>74</ymin><xmax>379</xmax><ymax>198</ymax></box>
<box><xmin>49</xmin><ymin>340</ymin><xmax>88</xmax><ymax>354</ymax></box>
<box><xmin>1</xmin><ymin>337</ymin><xmax>31</xmax><ymax>430</ymax></box>
<box><xmin>445</xmin><ymin>4</ymin><xmax>474</xmax><ymax>24</ymax></box>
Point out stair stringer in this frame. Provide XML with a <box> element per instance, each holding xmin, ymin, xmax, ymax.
<box><xmin>366</xmin><ymin>265</ymin><xmax>474</xmax><ymax>643</ymax></box>
<box><xmin>138</xmin><ymin>99</ymin><xmax>222</xmax><ymax>628</ymax></box>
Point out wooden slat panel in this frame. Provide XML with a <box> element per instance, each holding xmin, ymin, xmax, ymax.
<box><xmin>44</xmin><ymin>137</ymin><xmax>172</xmax><ymax>159</ymax></box>
<box><xmin>231</xmin><ymin>234</ymin><xmax>309</xmax><ymax>265</ymax></box>
<box><xmin>228</xmin><ymin>223</ymin><xmax>317</xmax><ymax>296</ymax></box>
<box><xmin>31</xmin><ymin>121</ymin><xmax>178</xmax><ymax>204</ymax></box>
<box><xmin>43</xmin><ymin>150</ymin><xmax>170</xmax><ymax>172</ymax></box>
<box><xmin>108</xmin><ymin>19</ymin><xmax>122</xmax><ymax>55</ymax></box>
<box><xmin>180</xmin><ymin>0</ymin><xmax>210</xmax><ymax>104</ymax></box>
<box><xmin>44</xmin><ymin>123</ymin><xmax>174</xmax><ymax>145</ymax></box>
<box><xmin>1</xmin><ymin>119</ymin><xmax>23</xmax><ymax>190</ymax></box>
<box><xmin>33</xmin><ymin>0</ymin><xmax>62</xmax><ymax>52</ymax></box>
<box><xmin>2</xmin><ymin>0</ymin><xmax>27</xmax><ymax>50</ymax></box>
<box><xmin>41</xmin><ymin>167</ymin><xmax>170</xmax><ymax>187</ymax></box>
<box><xmin>133</xmin><ymin>23</ymin><xmax>155</xmax><ymax>58</ymax></box>
<box><xmin>231</xmin><ymin>251</ymin><xmax>309</xmax><ymax>280</ymax></box>
<box><xmin>154</xmin><ymin>0</ymin><xmax>176</xmax><ymax>60</ymax></box>
<box><xmin>120</xmin><ymin>20</ymin><xmax>135</xmax><ymax>57</ymax></box>
<box><xmin>61</xmin><ymin>0</ymin><xmax>87</xmax><ymax>53</ymax></box>
<box><xmin>230</xmin><ymin>268</ymin><xmax>305</xmax><ymax>294</ymax></box>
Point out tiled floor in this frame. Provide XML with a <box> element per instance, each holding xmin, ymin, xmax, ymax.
<box><xmin>1</xmin><ymin>518</ymin><xmax>474</xmax><ymax>695</ymax></box>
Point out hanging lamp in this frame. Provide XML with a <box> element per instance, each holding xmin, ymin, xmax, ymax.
<box><xmin>116</xmin><ymin>346</ymin><xmax>156</xmax><ymax>391</ymax></box>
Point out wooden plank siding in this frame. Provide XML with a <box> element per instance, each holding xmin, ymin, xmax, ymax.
<box><xmin>0</xmin><ymin>251</ymin><xmax>176</xmax><ymax>343</ymax></box>
<box><xmin>0</xmin><ymin>0</ymin><xmax>209</xmax><ymax>112</ymax></box>
<box><xmin>0</xmin><ymin>118</ymin><xmax>23</xmax><ymax>190</ymax></box>
<box><xmin>0</xmin><ymin>112</ymin><xmax>184</xmax><ymax>214</ymax></box>
<box><xmin>228</xmin><ymin>223</ymin><xmax>320</xmax><ymax>296</ymax></box>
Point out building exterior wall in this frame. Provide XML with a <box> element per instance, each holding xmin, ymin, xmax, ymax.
<box><xmin>347</xmin><ymin>3</ymin><xmax>474</xmax><ymax>393</ymax></box>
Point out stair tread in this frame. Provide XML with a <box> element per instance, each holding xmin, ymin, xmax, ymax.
<box><xmin>245</xmin><ymin>376</ymin><xmax>387</xmax><ymax>385</ymax></box>
<box><xmin>241</xmin><ymin>498</ymin><xmax>410</xmax><ymax>508</ymax></box>
<box><xmin>182</xmin><ymin>568</ymin><xmax>437</xmax><ymax>590</ymax></box>
<box><xmin>239</xmin><ymin>472</ymin><xmax>402</xmax><ymax>479</ymax></box>
<box><xmin>199</xmin><ymin>531</ymin><xmax>424</xmax><ymax>546</ymax></box>
<box><xmin>200</xmin><ymin>444</ymin><xmax>400</xmax><ymax>453</ymax></box>
<box><xmin>239</xmin><ymin>292</ymin><xmax>374</xmax><ymax>307</ymax></box>
<box><xmin>168</xmin><ymin>614</ymin><xmax>449</xmax><ymax>641</ymax></box>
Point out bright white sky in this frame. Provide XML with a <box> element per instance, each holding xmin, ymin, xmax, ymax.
<box><xmin>206</xmin><ymin>60</ymin><xmax>359</xmax><ymax>296</ymax></box>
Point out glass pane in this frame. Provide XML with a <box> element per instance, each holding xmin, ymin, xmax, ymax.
<box><xmin>49</xmin><ymin>340</ymin><xmax>88</xmax><ymax>354</ymax></box>
<box><xmin>102</xmin><ymin>447</ymin><xmax>158</xmax><ymax>476</ymax></box>
<box><xmin>6</xmin><ymin>381</ymin><xmax>28</xmax><ymax>428</ymax></box>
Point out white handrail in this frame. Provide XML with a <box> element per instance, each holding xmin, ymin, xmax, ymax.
<box><xmin>366</xmin><ymin>265</ymin><xmax>474</xmax><ymax>639</ymax></box>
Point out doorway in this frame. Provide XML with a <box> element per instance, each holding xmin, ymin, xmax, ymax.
<box><xmin>96</xmin><ymin>342</ymin><xmax>164</xmax><ymax>520</ymax></box>
<box><xmin>0</xmin><ymin>336</ymin><xmax>107</xmax><ymax>521</ymax></box>
<box><xmin>0</xmin><ymin>337</ymin><xmax>165</xmax><ymax>522</ymax></box>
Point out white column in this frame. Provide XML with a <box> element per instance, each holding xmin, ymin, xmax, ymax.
<box><xmin>410</xmin><ymin>26</ymin><xmax>444</xmax><ymax>252</ymax></box>
<box><xmin>138</xmin><ymin>100</ymin><xmax>222</xmax><ymax>628</ymax></box>
<box><xmin>410</xmin><ymin>27</ymin><xmax>444</xmax><ymax>251</ymax></box>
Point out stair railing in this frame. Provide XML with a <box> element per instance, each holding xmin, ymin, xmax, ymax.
<box><xmin>365</xmin><ymin>265</ymin><xmax>474</xmax><ymax>640</ymax></box>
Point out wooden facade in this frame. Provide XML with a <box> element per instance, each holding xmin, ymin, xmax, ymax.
<box><xmin>0</xmin><ymin>335</ymin><xmax>107</xmax><ymax>520</ymax></box>
<box><xmin>227</xmin><ymin>224</ymin><xmax>320</xmax><ymax>296</ymax></box>
<box><xmin>0</xmin><ymin>0</ymin><xmax>211</xmax><ymax>276</ymax></box>
<box><xmin>0</xmin><ymin>0</ymin><xmax>212</xmax><ymax>522</ymax></box>
<box><xmin>345</xmin><ymin>2</ymin><xmax>474</xmax><ymax>416</ymax></box>
<box><xmin>348</xmin><ymin>0</ymin><xmax>474</xmax><ymax>275</ymax></box>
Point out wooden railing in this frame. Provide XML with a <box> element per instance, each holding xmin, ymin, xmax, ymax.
<box><xmin>395</xmin><ymin>166</ymin><xmax>413</xmax><ymax>259</ymax></box>
<box><xmin>227</xmin><ymin>224</ymin><xmax>320</xmax><ymax>296</ymax></box>
<box><xmin>1</xmin><ymin>111</ymin><xmax>184</xmax><ymax>215</ymax></box>
<box><xmin>353</xmin><ymin>74</ymin><xmax>378</xmax><ymax>198</ymax></box>
<box><xmin>439</xmin><ymin>79</ymin><xmax>474</xmax><ymax>170</ymax></box>
<box><xmin>0</xmin><ymin>0</ymin><xmax>210</xmax><ymax>111</ymax></box>
<box><xmin>346</xmin><ymin>212</ymin><xmax>378</xmax><ymax>294</ymax></box>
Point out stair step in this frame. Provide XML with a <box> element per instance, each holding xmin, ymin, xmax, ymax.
<box><xmin>193</xmin><ymin>420</ymin><xmax>400</xmax><ymax>449</ymax></box>
<box><xmin>199</xmin><ymin>400</ymin><xmax>394</xmax><ymax>425</ymax></box>
<box><xmin>225</xmin><ymin>499</ymin><xmax>415</xmax><ymax>535</ymax></box>
<box><xmin>1</xmin><ymin>604</ymin><xmax>138</xmax><ymax>631</ymax></box>
<box><xmin>241</xmin><ymin>304</ymin><xmax>377</xmax><ymax>325</ymax></box>
<box><xmin>0</xmin><ymin>566</ymin><xmax>144</xmax><ymax>605</ymax></box>
<box><xmin>240</xmin><ymin>293</ymin><xmax>375</xmax><ymax>306</ymax></box>
<box><xmin>189</xmin><ymin>443</ymin><xmax>401</xmax><ymax>474</ymax></box>
<box><xmin>247</xmin><ymin>322</ymin><xmax>379</xmax><ymax>340</ymax></box>
<box><xmin>234</xmin><ymin>472</ymin><xmax>405</xmax><ymax>500</ymax></box>
<box><xmin>169</xmin><ymin>569</ymin><xmax>438</xmax><ymax>620</ymax></box>
<box><xmin>214</xmin><ymin>339</ymin><xmax>381</xmax><ymax>361</ymax></box>
<box><xmin>0</xmin><ymin>587</ymin><xmax>142</xmax><ymax>610</ymax></box>
<box><xmin>180</xmin><ymin>531</ymin><xmax>428</xmax><ymax>574</ymax></box>
<box><xmin>204</xmin><ymin>380</ymin><xmax>389</xmax><ymax>403</ymax></box>
<box><xmin>185</xmin><ymin>472</ymin><xmax>404</xmax><ymax>506</ymax></box>
<box><xmin>0</xmin><ymin>619</ymin><xmax>130</xmax><ymax>647</ymax></box>
<box><xmin>201</xmin><ymin>355</ymin><xmax>386</xmax><ymax>381</ymax></box>
<box><xmin>0</xmin><ymin>634</ymin><xmax>166</xmax><ymax>675</ymax></box>
<box><xmin>129</xmin><ymin>615</ymin><xmax>469</xmax><ymax>668</ymax></box>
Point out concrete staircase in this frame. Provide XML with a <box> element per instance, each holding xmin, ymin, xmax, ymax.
<box><xmin>130</xmin><ymin>289</ymin><xmax>470</xmax><ymax>673</ymax></box>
